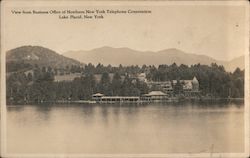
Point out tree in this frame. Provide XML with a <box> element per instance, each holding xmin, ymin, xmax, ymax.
<box><xmin>111</xmin><ymin>72</ymin><xmax>122</xmax><ymax>95</ymax></box>
<box><xmin>173</xmin><ymin>80</ymin><xmax>183</xmax><ymax>95</ymax></box>
<box><xmin>99</xmin><ymin>72</ymin><xmax>111</xmax><ymax>95</ymax></box>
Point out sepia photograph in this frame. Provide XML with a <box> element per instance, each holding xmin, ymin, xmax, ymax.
<box><xmin>1</xmin><ymin>1</ymin><xmax>249</xmax><ymax>157</ymax></box>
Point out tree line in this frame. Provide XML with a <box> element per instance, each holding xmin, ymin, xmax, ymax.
<box><xmin>6</xmin><ymin>63</ymin><xmax>244</xmax><ymax>104</ymax></box>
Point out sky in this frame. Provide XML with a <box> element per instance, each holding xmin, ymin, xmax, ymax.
<box><xmin>2</xmin><ymin>1</ymin><xmax>248</xmax><ymax>61</ymax></box>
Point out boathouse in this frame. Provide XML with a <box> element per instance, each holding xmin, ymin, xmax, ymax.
<box><xmin>141</xmin><ymin>91</ymin><xmax>168</xmax><ymax>102</ymax></box>
<box><xmin>92</xmin><ymin>93</ymin><xmax>104</xmax><ymax>101</ymax></box>
<box><xmin>92</xmin><ymin>93</ymin><xmax>140</xmax><ymax>103</ymax></box>
<box><xmin>100</xmin><ymin>96</ymin><xmax>140</xmax><ymax>103</ymax></box>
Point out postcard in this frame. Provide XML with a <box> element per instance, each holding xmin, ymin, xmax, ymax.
<box><xmin>1</xmin><ymin>0</ymin><xmax>249</xmax><ymax>157</ymax></box>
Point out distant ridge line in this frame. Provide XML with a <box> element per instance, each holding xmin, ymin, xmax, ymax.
<box><xmin>63</xmin><ymin>46</ymin><xmax>244</xmax><ymax>72</ymax></box>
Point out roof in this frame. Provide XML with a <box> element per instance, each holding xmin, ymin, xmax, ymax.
<box><xmin>144</xmin><ymin>91</ymin><xmax>167</xmax><ymax>96</ymax></box>
<box><xmin>192</xmin><ymin>76</ymin><xmax>199</xmax><ymax>84</ymax></box>
<box><xmin>138</xmin><ymin>73</ymin><xmax>146</xmax><ymax>77</ymax></box>
<box><xmin>92</xmin><ymin>93</ymin><xmax>104</xmax><ymax>97</ymax></box>
<box><xmin>101</xmin><ymin>96</ymin><xmax>140</xmax><ymax>99</ymax></box>
<box><xmin>147</xmin><ymin>81</ymin><xmax>171</xmax><ymax>84</ymax></box>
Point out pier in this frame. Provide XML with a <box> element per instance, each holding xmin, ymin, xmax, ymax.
<box><xmin>91</xmin><ymin>91</ymin><xmax>180</xmax><ymax>104</ymax></box>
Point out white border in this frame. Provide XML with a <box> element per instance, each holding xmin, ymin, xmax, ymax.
<box><xmin>1</xmin><ymin>1</ymin><xmax>249</xmax><ymax>157</ymax></box>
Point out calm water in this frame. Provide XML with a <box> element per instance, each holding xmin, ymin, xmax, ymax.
<box><xmin>7</xmin><ymin>102</ymin><xmax>244</xmax><ymax>154</ymax></box>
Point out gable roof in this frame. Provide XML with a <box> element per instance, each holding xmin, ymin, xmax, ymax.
<box><xmin>92</xmin><ymin>93</ymin><xmax>104</xmax><ymax>97</ymax></box>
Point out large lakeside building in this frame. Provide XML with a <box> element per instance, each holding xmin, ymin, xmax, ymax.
<box><xmin>146</xmin><ymin>76</ymin><xmax>199</xmax><ymax>96</ymax></box>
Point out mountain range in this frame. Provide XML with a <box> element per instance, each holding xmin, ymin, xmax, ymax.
<box><xmin>63</xmin><ymin>46</ymin><xmax>244</xmax><ymax>72</ymax></box>
<box><xmin>6</xmin><ymin>45</ymin><xmax>244</xmax><ymax>72</ymax></box>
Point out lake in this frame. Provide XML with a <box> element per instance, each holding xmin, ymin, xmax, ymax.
<box><xmin>6</xmin><ymin>101</ymin><xmax>244</xmax><ymax>154</ymax></box>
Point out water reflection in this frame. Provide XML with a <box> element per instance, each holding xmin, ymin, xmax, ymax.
<box><xmin>7</xmin><ymin>101</ymin><xmax>244</xmax><ymax>154</ymax></box>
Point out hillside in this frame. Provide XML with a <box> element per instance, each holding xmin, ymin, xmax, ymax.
<box><xmin>63</xmin><ymin>46</ymin><xmax>244</xmax><ymax>72</ymax></box>
<box><xmin>224</xmin><ymin>56</ymin><xmax>245</xmax><ymax>72</ymax></box>
<box><xmin>6</xmin><ymin>46</ymin><xmax>83</xmax><ymax>72</ymax></box>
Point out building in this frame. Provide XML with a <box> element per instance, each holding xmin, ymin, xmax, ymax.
<box><xmin>146</xmin><ymin>81</ymin><xmax>173</xmax><ymax>94</ymax></box>
<box><xmin>92</xmin><ymin>93</ymin><xmax>104</xmax><ymax>102</ymax></box>
<box><xmin>100</xmin><ymin>96</ymin><xmax>140</xmax><ymax>103</ymax></box>
<box><xmin>137</xmin><ymin>73</ymin><xmax>147</xmax><ymax>82</ymax></box>
<box><xmin>146</xmin><ymin>76</ymin><xmax>199</xmax><ymax>96</ymax></box>
<box><xmin>192</xmin><ymin>77</ymin><xmax>199</xmax><ymax>91</ymax></box>
<box><xmin>92</xmin><ymin>93</ymin><xmax>140</xmax><ymax>103</ymax></box>
<box><xmin>92</xmin><ymin>91</ymin><xmax>168</xmax><ymax>103</ymax></box>
<box><xmin>172</xmin><ymin>77</ymin><xmax>199</xmax><ymax>91</ymax></box>
<box><xmin>141</xmin><ymin>91</ymin><xmax>168</xmax><ymax>102</ymax></box>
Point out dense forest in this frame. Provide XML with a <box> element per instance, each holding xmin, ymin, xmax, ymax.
<box><xmin>6</xmin><ymin>62</ymin><xmax>244</xmax><ymax>104</ymax></box>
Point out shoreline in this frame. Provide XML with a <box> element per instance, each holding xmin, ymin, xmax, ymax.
<box><xmin>7</xmin><ymin>97</ymin><xmax>244</xmax><ymax>106</ymax></box>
